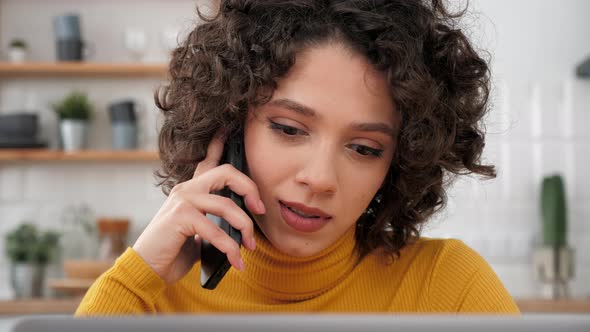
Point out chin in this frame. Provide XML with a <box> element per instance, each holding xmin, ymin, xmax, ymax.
<box><xmin>254</xmin><ymin>218</ymin><xmax>325</xmax><ymax>257</ymax></box>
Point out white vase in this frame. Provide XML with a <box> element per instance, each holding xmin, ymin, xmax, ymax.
<box><xmin>8</xmin><ymin>47</ymin><xmax>26</xmax><ymax>63</ymax></box>
<box><xmin>60</xmin><ymin>119</ymin><xmax>88</xmax><ymax>151</ymax></box>
<box><xmin>10</xmin><ymin>263</ymin><xmax>45</xmax><ymax>298</ymax></box>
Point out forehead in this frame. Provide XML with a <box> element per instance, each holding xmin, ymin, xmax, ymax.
<box><xmin>269</xmin><ymin>43</ymin><xmax>397</xmax><ymax>126</ymax></box>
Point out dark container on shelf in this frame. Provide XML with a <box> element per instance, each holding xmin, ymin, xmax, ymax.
<box><xmin>0</xmin><ymin>113</ymin><xmax>47</xmax><ymax>148</ymax></box>
<box><xmin>0</xmin><ymin>113</ymin><xmax>38</xmax><ymax>138</ymax></box>
<box><xmin>56</xmin><ymin>39</ymin><xmax>84</xmax><ymax>61</ymax></box>
<box><xmin>108</xmin><ymin>100</ymin><xmax>138</xmax><ymax>150</ymax></box>
<box><xmin>53</xmin><ymin>14</ymin><xmax>85</xmax><ymax>61</ymax></box>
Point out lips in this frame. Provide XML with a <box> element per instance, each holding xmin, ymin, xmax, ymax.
<box><xmin>277</xmin><ymin>200</ymin><xmax>332</xmax><ymax>233</ymax></box>
<box><xmin>279</xmin><ymin>200</ymin><xmax>332</xmax><ymax>219</ymax></box>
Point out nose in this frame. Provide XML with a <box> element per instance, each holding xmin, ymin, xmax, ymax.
<box><xmin>294</xmin><ymin>145</ymin><xmax>338</xmax><ymax>194</ymax></box>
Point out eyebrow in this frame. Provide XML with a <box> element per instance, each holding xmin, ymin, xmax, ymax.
<box><xmin>266</xmin><ymin>98</ymin><xmax>398</xmax><ymax>137</ymax></box>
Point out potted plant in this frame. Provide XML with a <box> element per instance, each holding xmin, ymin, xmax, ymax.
<box><xmin>5</xmin><ymin>223</ymin><xmax>61</xmax><ymax>298</ymax></box>
<box><xmin>533</xmin><ymin>174</ymin><xmax>574</xmax><ymax>299</ymax></box>
<box><xmin>52</xmin><ymin>91</ymin><xmax>93</xmax><ymax>151</ymax></box>
<box><xmin>8</xmin><ymin>38</ymin><xmax>28</xmax><ymax>63</ymax></box>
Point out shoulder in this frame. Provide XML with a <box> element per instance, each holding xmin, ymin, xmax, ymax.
<box><xmin>400</xmin><ymin>237</ymin><xmax>519</xmax><ymax>313</ymax></box>
<box><xmin>359</xmin><ymin>237</ymin><xmax>485</xmax><ymax>294</ymax></box>
<box><xmin>401</xmin><ymin>237</ymin><xmax>495</xmax><ymax>291</ymax></box>
<box><xmin>391</xmin><ymin>237</ymin><xmax>486</xmax><ymax>274</ymax></box>
<box><xmin>409</xmin><ymin>237</ymin><xmax>487</xmax><ymax>272</ymax></box>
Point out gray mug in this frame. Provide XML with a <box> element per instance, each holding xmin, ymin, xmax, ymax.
<box><xmin>56</xmin><ymin>39</ymin><xmax>94</xmax><ymax>61</ymax></box>
<box><xmin>56</xmin><ymin>39</ymin><xmax>83</xmax><ymax>61</ymax></box>
<box><xmin>112</xmin><ymin>123</ymin><xmax>138</xmax><ymax>150</ymax></box>
<box><xmin>53</xmin><ymin>14</ymin><xmax>81</xmax><ymax>40</ymax></box>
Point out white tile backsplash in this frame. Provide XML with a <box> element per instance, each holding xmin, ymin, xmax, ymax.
<box><xmin>539</xmin><ymin>140</ymin><xmax>573</xmax><ymax>180</ymax></box>
<box><xmin>573</xmin><ymin>142</ymin><xmax>590</xmax><ymax>200</ymax></box>
<box><xmin>508</xmin><ymin>142</ymin><xmax>536</xmax><ymax>200</ymax></box>
<box><xmin>0</xmin><ymin>203</ymin><xmax>42</xmax><ymax>232</ymax></box>
<box><xmin>0</xmin><ymin>165</ymin><xmax>23</xmax><ymax>202</ymax></box>
<box><xmin>505</xmin><ymin>82</ymin><xmax>535</xmax><ymax>139</ymax></box>
<box><xmin>537</xmin><ymin>82</ymin><xmax>566</xmax><ymax>139</ymax></box>
<box><xmin>22</xmin><ymin>164</ymin><xmax>73</xmax><ymax>202</ymax></box>
<box><xmin>424</xmin><ymin>78</ymin><xmax>590</xmax><ymax>298</ymax></box>
<box><xmin>573</xmin><ymin>80</ymin><xmax>590</xmax><ymax>138</ymax></box>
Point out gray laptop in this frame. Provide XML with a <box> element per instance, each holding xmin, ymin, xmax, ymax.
<box><xmin>9</xmin><ymin>314</ymin><xmax>590</xmax><ymax>332</ymax></box>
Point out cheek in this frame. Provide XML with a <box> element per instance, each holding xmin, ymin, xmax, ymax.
<box><xmin>345</xmin><ymin>175</ymin><xmax>380</xmax><ymax>212</ymax></box>
<box><xmin>244</xmin><ymin>120</ymin><xmax>292</xmax><ymax>191</ymax></box>
<box><xmin>345</xmin><ymin>163</ymin><xmax>390</xmax><ymax>210</ymax></box>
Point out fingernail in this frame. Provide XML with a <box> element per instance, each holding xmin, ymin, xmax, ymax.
<box><xmin>257</xmin><ymin>200</ymin><xmax>266</xmax><ymax>214</ymax></box>
<box><xmin>249</xmin><ymin>237</ymin><xmax>256</xmax><ymax>250</ymax></box>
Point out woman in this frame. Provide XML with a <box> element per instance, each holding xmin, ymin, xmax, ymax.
<box><xmin>76</xmin><ymin>0</ymin><xmax>519</xmax><ymax>314</ymax></box>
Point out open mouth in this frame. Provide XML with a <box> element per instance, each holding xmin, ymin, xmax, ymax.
<box><xmin>283</xmin><ymin>203</ymin><xmax>321</xmax><ymax>218</ymax></box>
<box><xmin>279</xmin><ymin>200</ymin><xmax>332</xmax><ymax>219</ymax></box>
<box><xmin>278</xmin><ymin>200</ymin><xmax>332</xmax><ymax>233</ymax></box>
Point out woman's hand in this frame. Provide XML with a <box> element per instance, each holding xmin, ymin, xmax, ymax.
<box><xmin>132</xmin><ymin>131</ymin><xmax>265</xmax><ymax>284</ymax></box>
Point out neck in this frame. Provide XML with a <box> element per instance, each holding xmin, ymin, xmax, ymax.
<box><xmin>239</xmin><ymin>226</ymin><xmax>359</xmax><ymax>301</ymax></box>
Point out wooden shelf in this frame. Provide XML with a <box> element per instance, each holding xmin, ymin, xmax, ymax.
<box><xmin>0</xmin><ymin>149</ymin><xmax>159</xmax><ymax>161</ymax></box>
<box><xmin>515</xmin><ymin>298</ymin><xmax>590</xmax><ymax>313</ymax></box>
<box><xmin>0</xmin><ymin>298</ymin><xmax>81</xmax><ymax>315</ymax></box>
<box><xmin>0</xmin><ymin>62</ymin><xmax>168</xmax><ymax>78</ymax></box>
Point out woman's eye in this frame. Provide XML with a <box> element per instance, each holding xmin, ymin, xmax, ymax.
<box><xmin>268</xmin><ymin>120</ymin><xmax>383</xmax><ymax>158</ymax></box>
<box><xmin>350</xmin><ymin>144</ymin><xmax>384</xmax><ymax>158</ymax></box>
<box><xmin>269</xmin><ymin>121</ymin><xmax>305</xmax><ymax>136</ymax></box>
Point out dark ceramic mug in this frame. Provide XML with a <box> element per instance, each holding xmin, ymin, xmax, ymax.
<box><xmin>56</xmin><ymin>39</ymin><xmax>93</xmax><ymax>61</ymax></box>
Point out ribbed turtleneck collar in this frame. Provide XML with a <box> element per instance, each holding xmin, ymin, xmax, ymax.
<box><xmin>238</xmin><ymin>226</ymin><xmax>360</xmax><ymax>302</ymax></box>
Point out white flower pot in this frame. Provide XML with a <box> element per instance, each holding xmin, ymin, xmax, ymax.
<box><xmin>8</xmin><ymin>47</ymin><xmax>26</xmax><ymax>63</ymax></box>
<box><xmin>10</xmin><ymin>263</ymin><xmax>45</xmax><ymax>298</ymax></box>
<box><xmin>60</xmin><ymin>119</ymin><xmax>88</xmax><ymax>151</ymax></box>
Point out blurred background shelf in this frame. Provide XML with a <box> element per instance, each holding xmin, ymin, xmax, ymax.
<box><xmin>514</xmin><ymin>298</ymin><xmax>590</xmax><ymax>314</ymax></box>
<box><xmin>0</xmin><ymin>149</ymin><xmax>159</xmax><ymax>161</ymax></box>
<box><xmin>0</xmin><ymin>298</ymin><xmax>81</xmax><ymax>315</ymax></box>
<box><xmin>0</xmin><ymin>62</ymin><xmax>168</xmax><ymax>77</ymax></box>
<box><xmin>47</xmin><ymin>278</ymin><xmax>95</xmax><ymax>297</ymax></box>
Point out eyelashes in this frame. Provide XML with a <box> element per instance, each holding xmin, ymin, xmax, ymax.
<box><xmin>268</xmin><ymin>121</ymin><xmax>306</xmax><ymax>137</ymax></box>
<box><xmin>267</xmin><ymin>120</ymin><xmax>384</xmax><ymax>158</ymax></box>
<box><xmin>350</xmin><ymin>144</ymin><xmax>384</xmax><ymax>158</ymax></box>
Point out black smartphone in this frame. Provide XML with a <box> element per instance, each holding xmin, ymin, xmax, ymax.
<box><xmin>200</xmin><ymin>134</ymin><xmax>245</xmax><ymax>290</ymax></box>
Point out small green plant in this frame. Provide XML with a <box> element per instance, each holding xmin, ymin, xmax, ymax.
<box><xmin>9</xmin><ymin>38</ymin><xmax>27</xmax><ymax>49</ymax></box>
<box><xmin>52</xmin><ymin>91</ymin><xmax>93</xmax><ymax>120</ymax></box>
<box><xmin>541</xmin><ymin>174</ymin><xmax>567</xmax><ymax>248</ymax></box>
<box><xmin>5</xmin><ymin>223</ymin><xmax>61</xmax><ymax>264</ymax></box>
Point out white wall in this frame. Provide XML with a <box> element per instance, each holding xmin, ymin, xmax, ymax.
<box><xmin>0</xmin><ymin>0</ymin><xmax>589</xmax><ymax>299</ymax></box>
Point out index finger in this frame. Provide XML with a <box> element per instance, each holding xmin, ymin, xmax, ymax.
<box><xmin>193</xmin><ymin>130</ymin><xmax>226</xmax><ymax>178</ymax></box>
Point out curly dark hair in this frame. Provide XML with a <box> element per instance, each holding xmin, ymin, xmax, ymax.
<box><xmin>155</xmin><ymin>0</ymin><xmax>496</xmax><ymax>259</ymax></box>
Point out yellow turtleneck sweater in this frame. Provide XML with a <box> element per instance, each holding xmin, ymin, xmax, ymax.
<box><xmin>75</xmin><ymin>226</ymin><xmax>519</xmax><ymax>315</ymax></box>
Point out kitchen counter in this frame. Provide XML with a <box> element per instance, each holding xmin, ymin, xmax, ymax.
<box><xmin>0</xmin><ymin>298</ymin><xmax>589</xmax><ymax>315</ymax></box>
<box><xmin>0</xmin><ymin>298</ymin><xmax>81</xmax><ymax>315</ymax></box>
<box><xmin>515</xmin><ymin>298</ymin><xmax>590</xmax><ymax>314</ymax></box>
